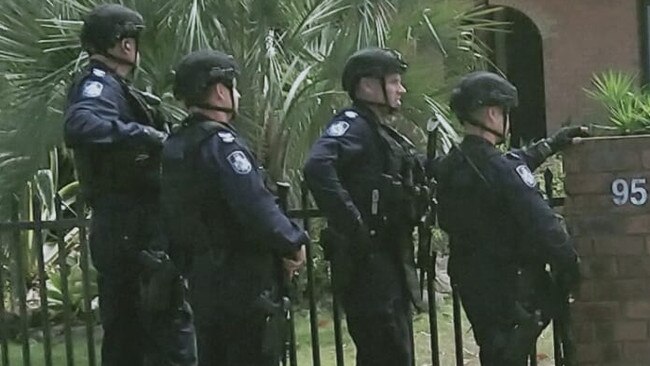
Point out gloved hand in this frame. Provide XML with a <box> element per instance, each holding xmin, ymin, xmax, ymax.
<box><xmin>143</xmin><ymin>126</ymin><xmax>168</xmax><ymax>146</ymax></box>
<box><xmin>547</xmin><ymin>126</ymin><xmax>589</xmax><ymax>153</ymax></box>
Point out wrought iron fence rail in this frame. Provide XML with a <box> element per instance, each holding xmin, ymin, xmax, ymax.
<box><xmin>0</xmin><ymin>218</ymin><xmax>88</xmax><ymax>231</ymax></box>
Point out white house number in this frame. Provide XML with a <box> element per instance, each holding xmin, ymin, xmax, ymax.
<box><xmin>611</xmin><ymin>178</ymin><xmax>648</xmax><ymax>206</ymax></box>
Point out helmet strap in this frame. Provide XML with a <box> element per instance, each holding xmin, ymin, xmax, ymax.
<box><xmin>195</xmin><ymin>103</ymin><xmax>234</xmax><ymax>114</ymax></box>
<box><xmin>353</xmin><ymin>76</ymin><xmax>397</xmax><ymax>114</ymax></box>
<box><xmin>100</xmin><ymin>34</ymin><xmax>142</xmax><ymax>70</ymax></box>
<box><xmin>464</xmin><ymin>117</ymin><xmax>506</xmax><ymax>142</ymax></box>
<box><xmin>380</xmin><ymin>77</ymin><xmax>398</xmax><ymax>114</ymax></box>
<box><xmin>229</xmin><ymin>87</ymin><xmax>237</xmax><ymax>118</ymax></box>
<box><xmin>195</xmin><ymin>85</ymin><xmax>237</xmax><ymax>118</ymax></box>
<box><xmin>98</xmin><ymin>51</ymin><xmax>134</xmax><ymax>70</ymax></box>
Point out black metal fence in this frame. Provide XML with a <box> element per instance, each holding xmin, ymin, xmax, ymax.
<box><xmin>0</xmin><ymin>168</ymin><xmax>566</xmax><ymax>366</ymax></box>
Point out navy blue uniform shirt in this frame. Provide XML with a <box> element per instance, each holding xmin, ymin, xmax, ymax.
<box><xmin>162</xmin><ymin>114</ymin><xmax>308</xmax><ymax>318</ymax></box>
<box><xmin>303</xmin><ymin>105</ymin><xmax>421</xmax><ymax>314</ymax></box>
<box><xmin>196</xmin><ymin>120</ymin><xmax>308</xmax><ymax>255</ymax></box>
<box><xmin>436</xmin><ymin>135</ymin><xmax>577</xmax><ymax>324</ymax></box>
<box><xmin>303</xmin><ymin>106</ymin><xmax>386</xmax><ymax>236</ymax></box>
<box><xmin>64</xmin><ymin>60</ymin><xmax>157</xmax><ymax>146</ymax></box>
<box><xmin>64</xmin><ymin>60</ymin><xmax>162</xmax><ymax>202</ymax></box>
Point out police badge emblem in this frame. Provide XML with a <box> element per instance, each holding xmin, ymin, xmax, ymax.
<box><xmin>515</xmin><ymin>165</ymin><xmax>536</xmax><ymax>187</ymax></box>
<box><xmin>82</xmin><ymin>81</ymin><xmax>104</xmax><ymax>98</ymax></box>
<box><xmin>226</xmin><ymin>151</ymin><xmax>252</xmax><ymax>174</ymax></box>
<box><xmin>327</xmin><ymin>121</ymin><xmax>350</xmax><ymax>137</ymax></box>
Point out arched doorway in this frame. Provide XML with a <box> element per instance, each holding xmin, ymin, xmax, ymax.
<box><xmin>490</xmin><ymin>7</ymin><xmax>546</xmax><ymax>146</ymax></box>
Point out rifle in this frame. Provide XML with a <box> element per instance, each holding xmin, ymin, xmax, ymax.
<box><xmin>544</xmin><ymin>169</ymin><xmax>576</xmax><ymax>366</ymax></box>
<box><xmin>417</xmin><ymin>116</ymin><xmax>441</xmax><ymax>297</ymax></box>
<box><xmin>417</xmin><ymin>116</ymin><xmax>442</xmax><ymax>366</ymax></box>
<box><xmin>125</xmin><ymin>84</ymin><xmax>171</xmax><ymax>133</ymax></box>
<box><xmin>553</xmin><ymin>284</ymin><xmax>576</xmax><ymax>366</ymax></box>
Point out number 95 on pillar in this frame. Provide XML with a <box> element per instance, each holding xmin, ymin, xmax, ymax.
<box><xmin>612</xmin><ymin>178</ymin><xmax>649</xmax><ymax>206</ymax></box>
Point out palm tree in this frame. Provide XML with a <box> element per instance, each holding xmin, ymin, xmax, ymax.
<box><xmin>0</xmin><ymin>0</ymin><xmax>504</xmax><ymax>210</ymax></box>
<box><xmin>0</xmin><ymin>0</ymin><xmax>508</xmax><ymax>330</ymax></box>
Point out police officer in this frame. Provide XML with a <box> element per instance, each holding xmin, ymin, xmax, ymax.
<box><xmin>303</xmin><ymin>48</ymin><xmax>425</xmax><ymax>366</ymax></box>
<box><xmin>163</xmin><ymin>49</ymin><xmax>309</xmax><ymax>366</ymax></box>
<box><xmin>63</xmin><ymin>4</ymin><xmax>194</xmax><ymax>366</ymax></box>
<box><xmin>435</xmin><ymin>71</ymin><xmax>586</xmax><ymax>365</ymax></box>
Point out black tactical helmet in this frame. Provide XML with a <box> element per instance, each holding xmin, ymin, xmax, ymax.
<box><xmin>80</xmin><ymin>4</ymin><xmax>145</xmax><ymax>54</ymax></box>
<box><xmin>341</xmin><ymin>47</ymin><xmax>408</xmax><ymax>98</ymax></box>
<box><xmin>173</xmin><ymin>49</ymin><xmax>240</xmax><ymax>107</ymax></box>
<box><xmin>449</xmin><ymin>71</ymin><xmax>518</xmax><ymax>121</ymax></box>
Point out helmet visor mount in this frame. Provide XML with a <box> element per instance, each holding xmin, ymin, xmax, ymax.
<box><xmin>182</xmin><ymin>66</ymin><xmax>239</xmax><ymax>116</ymax></box>
<box><xmin>208</xmin><ymin>67</ymin><xmax>237</xmax><ymax>89</ymax></box>
<box><xmin>111</xmin><ymin>22</ymin><xmax>145</xmax><ymax>43</ymax></box>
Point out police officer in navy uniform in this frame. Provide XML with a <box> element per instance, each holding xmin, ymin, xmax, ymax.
<box><xmin>435</xmin><ymin>71</ymin><xmax>586</xmax><ymax>365</ymax></box>
<box><xmin>162</xmin><ymin>49</ymin><xmax>309</xmax><ymax>366</ymax></box>
<box><xmin>64</xmin><ymin>5</ymin><xmax>196</xmax><ymax>366</ymax></box>
<box><xmin>303</xmin><ymin>48</ymin><xmax>426</xmax><ymax>366</ymax></box>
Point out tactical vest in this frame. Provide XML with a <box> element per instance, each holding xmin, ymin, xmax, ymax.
<box><xmin>160</xmin><ymin>119</ymin><xmax>226</xmax><ymax>274</ymax></box>
<box><xmin>373</xmin><ymin>120</ymin><xmax>427</xmax><ymax>310</ymax></box>
<box><xmin>370</xmin><ymin>121</ymin><xmax>428</xmax><ymax>231</ymax></box>
<box><xmin>437</xmin><ymin>144</ymin><xmax>508</xmax><ymax>257</ymax></box>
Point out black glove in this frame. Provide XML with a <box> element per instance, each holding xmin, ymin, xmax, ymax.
<box><xmin>143</xmin><ymin>126</ymin><xmax>168</xmax><ymax>146</ymax></box>
<box><xmin>547</xmin><ymin>126</ymin><xmax>589</xmax><ymax>153</ymax></box>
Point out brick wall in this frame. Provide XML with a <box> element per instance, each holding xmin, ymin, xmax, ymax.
<box><xmin>564</xmin><ymin>136</ymin><xmax>650</xmax><ymax>365</ymax></box>
<box><xmin>488</xmin><ymin>0</ymin><xmax>641</xmax><ymax>133</ymax></box>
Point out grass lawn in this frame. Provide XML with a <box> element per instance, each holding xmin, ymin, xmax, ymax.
<box><xmin>5</xmin><ymin>325</ymin><xmax>102</xmax><ymax>366</ymax></box>
<box><xmin>4</xmin><ymin>297</ymin><xmax>557</xmax><ymax>365</ymax></box>
<box><xmin>294</xmin><ymin>297</ymin><xmax>557</xmax><ymax>366</ymax></box>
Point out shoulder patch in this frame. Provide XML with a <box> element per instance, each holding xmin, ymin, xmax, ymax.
<box><xmin>226</xmin><ymin>151</ymin><xmax>252</xmax><ymax>174</ymax></box>
<box><xmin>82</xmin><ymin>81</ymin><xmax>104</xmax><ymax>98</ymax></box>
<box><xmin>515</xmin><ymin>165</ymin><xmax>536</xmax><ymax>188</ymax></box>
<box><xmin>327</xmin><ymin>121</ymin><xmax>350</xmax><ymax>137</ymax></box>
<box><xmin>217</xmin><ymin>131</ymin><xmax>235</xmax><ymax>143</ymax></box>
<box><xmin>92</xmin><ymin>69</ymin><xmax>106</xmax><ymax>78</ymax></box>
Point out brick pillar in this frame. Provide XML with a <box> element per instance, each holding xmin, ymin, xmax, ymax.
<box><xmin>564</xmin><ymin>136</ymin><xmax>650</xmax><ymax>365</ymax></box>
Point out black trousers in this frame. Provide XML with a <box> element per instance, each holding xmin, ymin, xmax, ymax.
<box><xmin>97</xmin><ymin>274</ymin><xmax>145</xmax><ymax>366</ymax></box>
<box><xmin>346</xmin><ymin>298</ymin><xmax>413</xmax><ymax>366</ymax></box>
<box><xmin>466</xmin><ymin>303</ymin><xmax>550</xmax><ymax>366</ymax></box>
<box><xmin>91</xmin><ymin>199</ymin><xmax>149</xmax><ymax>366</ymax></box>
<box><xmin>195</xmin><ymin>312</ymin><xmax>277</xmax><ymax>366</ymax></box>
<box><xmin>473</xmin><ymin>324</ymin><xmax>537</xmax><ymax>366</ymax></box>
<box><xmin>91</xmin><ymin>200</ymin><xmax>196</xmax><ymax>366</ymax></box>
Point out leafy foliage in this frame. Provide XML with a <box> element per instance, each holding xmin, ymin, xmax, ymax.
<box><xmin>0</xmin><ymin>0</ymin><xmax>506</xmax><ymax>316</ymax></box>
<box><xmin>585</xmin><ymin>70</ymin><xmax>650</xmax><ymax>135</ymax></box>
<box><xmin>0</xmin><ymin>0</ymin><xmax>503</xmax><ymax>205</ymax></box>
